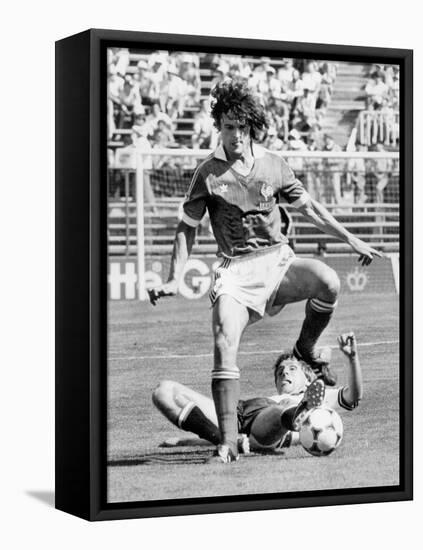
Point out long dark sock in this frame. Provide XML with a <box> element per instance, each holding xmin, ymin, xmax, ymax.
<box><xmin>178</xmin><ymin>403</ymin><xmax>220</xmax><ymax>445</ymax></box>
<box><xmin>211</xmin><ymin>375</ymin><xmax>240</xmax><ymax>452</ymax></box>
<box><xmin>294</xmin><ymin>298</ymin><xmax>337</xmax><ymax>361</ymax></box>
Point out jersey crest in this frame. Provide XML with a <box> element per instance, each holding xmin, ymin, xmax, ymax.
<box><xmin>260</xmin><ymin>182</ymin><xmax>274</xmax><ymax>200</ymax></box>
<box><xmin>259</xmin><ymin>182</ymin><xmax>275</xmax><ymax>210</ymax></box>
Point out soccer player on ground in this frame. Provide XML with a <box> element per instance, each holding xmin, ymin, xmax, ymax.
<box><xmin>149</xmin><ymin>80</ymin><xmax>380</xmax><ymax>463</ymax></box>
<box><xmin>152</xmin><ymin>333</ymin><xmax>362</xmax><ymax>452</ymax></box>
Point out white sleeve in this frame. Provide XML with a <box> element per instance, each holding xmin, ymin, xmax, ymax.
<box><xmin>324</xmin><ymin>387</ymin><xmax>359</xmax><ymax>411</ymax></box>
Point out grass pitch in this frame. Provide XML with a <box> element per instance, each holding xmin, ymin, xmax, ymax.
<box><xmin>107</xmin><ymin>291</ymin><xmax>399</xmax><ymax>503</ymax></box>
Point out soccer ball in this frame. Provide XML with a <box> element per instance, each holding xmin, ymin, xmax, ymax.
<box><xmin>299</xmin><ymin>407</ymin><xmax>343</xmax><ymax>456</ymax></box>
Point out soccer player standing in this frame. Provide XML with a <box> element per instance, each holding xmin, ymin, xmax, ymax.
<box><xmin>149</xmin><ymin>80</ymin><xmax>381</xmax><ymax>463</ymax></box>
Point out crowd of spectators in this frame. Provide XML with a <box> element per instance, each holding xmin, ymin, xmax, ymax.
<box><xmin>361</xmin><ymin>64</ymin><xmax>400</xmax><ymax>146</ymax></box>
<box><xmin>203</xmin><ymin>55</ymin><xmax>337</xmax><ymax>151</ymax></box>
<box><xmin>107</xmin><ymin>49</ymin><xmax>398</xmax><ymax>205</ymax></box>
<box><xmin>107</xmin><ymin>48</ymin><xmax>202</xmax><ymax>150</ymax></box>
<box><xmin>107</xmin><ymin>48</ymin><xmax>338</xmax><ymax>156</ymax></box>
<box><xmin>364</xmin><ymin>64</ymin><xmax>399</xmax><ymax>111</ymax></box>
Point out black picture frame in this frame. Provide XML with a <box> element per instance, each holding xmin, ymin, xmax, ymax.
<box><xmin>55</xmin><ymin>28</ymin><xmax>413</xmax><ymax>521</ymax></box>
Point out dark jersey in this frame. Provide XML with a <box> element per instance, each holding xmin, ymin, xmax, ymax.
<box><xmin>182</xmin><ymin>144</ymin><xmax>310</xmax><ymax>257</ymax></box>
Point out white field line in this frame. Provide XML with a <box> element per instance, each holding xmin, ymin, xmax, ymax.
<box><xmin>108</xmin><ymin>339</ymin><xmax>399</xmax><ymax>362</ymax></box>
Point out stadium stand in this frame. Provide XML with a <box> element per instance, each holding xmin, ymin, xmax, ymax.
<box><xmin>108</xmin><ymin>50</ymin><xmax>399</xmax><ymax>154</ymax></box>
<box><xmin>108</xmin><ymin>50</ymin><xmax>341</xmax><ymax>151</ymax></box>
<box><xmin>106</xmin><ymin>50</ymin><xmax>400</xmax><ymax>268</ymax></box>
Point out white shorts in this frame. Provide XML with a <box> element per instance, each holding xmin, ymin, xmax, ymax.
<box><xmin>209</xmin><ymin>244</ymin><xmax>296</xmax><ymax>319</ymax></box>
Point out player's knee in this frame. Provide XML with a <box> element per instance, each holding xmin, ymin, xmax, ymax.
<box><xmin>317</xmin><ymin>267</ymin><xmax>340</xmax><ymax>302</ymax></box>
<box><xmin>250</xmin><ymin>406</ymin><xmax>287</xmax><ymax>446</ymax></box>
<box><xmin>152</xmin><ymin>380</ymin><xmax>175</xmax><ymax>408</ymax></box>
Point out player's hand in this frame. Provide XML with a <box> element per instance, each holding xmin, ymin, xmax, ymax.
<box><xmin>148</xmin><ymin>280</ymin><xmax>178</xmax><ymax>306</ymax></box>
<box><xmin>349</xmin><ymin>237</ymin><xmax>384</xmax><ymax>266</ymax></box>
<box><xmin>338</xmin><ymin>332</ymin><xmax>357</xmax><ymax>358</ymax></box>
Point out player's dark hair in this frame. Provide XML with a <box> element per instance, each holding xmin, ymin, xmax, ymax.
<box><xmin>210</xmin><ymin>79</ymin><xmax>268</xmax><ymax>140</ymax></box>
<box><xmin>273</xmin><ymin>352</ymin><xmax>316</xmax><ymax>385</ymax></box>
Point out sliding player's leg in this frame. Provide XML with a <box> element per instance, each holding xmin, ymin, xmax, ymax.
<box><xmin>211</xmin><ymin>295</ymin><xmax>250</xmax><ymax>463</ymax></box>
<box><xmin>248</xmin><ymin>389</ymin><xmax>324</xmax><ymax>451</ymax></box>
<box><xmin>152</xmin><ymin>380</ymin><xmax>220</xmax><ymax>445</ymax></box>
<box><xmin>273</xmin><ymin>258</ymin><xmax>340</xmax><ymax>385</ymax></box>
<box><xmin>247</xmin><ymin>380</ymin><xmax>326</xmax><ymax>448</ymax></box>
<box><xmin>248</xmin><ymin>404</ymin><xmax>295</xmax><ymax>449</ymax></box>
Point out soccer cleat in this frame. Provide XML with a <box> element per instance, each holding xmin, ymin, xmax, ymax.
<box><xmin>292</xmin><ymin>379</ymin><xmax>326</xmax><ymax>431</ymax></box>
<box><xmin>207</xmin><ymin>444</ymin><xmax>239</xmax><ymax>464</ymax></box>
<box><xmin>315</xmin><ymin>364</ymin><xmax>337</xmax><ymax>387</ymax></box>
<box><xmin>294</xmin><ymin>345</ymin><xmax>337</xmax><ymax>386</ymax></box>
<box><xmin>237</xmin><ymin>433</ymin><xmax>250</xmax><ymax>455</ymax></box>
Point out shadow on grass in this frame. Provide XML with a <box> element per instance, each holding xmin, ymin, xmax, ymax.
<box><xmin>108</xmin><ymin>449</ymin><xmax>212</xmax><ymax>466</ymax></box>
<box><xmin>108</xmin><ymin>448</ymin><xmax>288</xmax><ymax>467</ymax></box>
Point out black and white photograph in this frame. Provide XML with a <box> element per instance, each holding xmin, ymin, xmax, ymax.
<box><xmin>105</xmin><ymin>39</ymin><xmax>407</xmax><ymax>505</ymax></box>
<box><xmin>3</xmin><ymin>0</ymin><xmax>421</xmax><ymax>544</ymax></box>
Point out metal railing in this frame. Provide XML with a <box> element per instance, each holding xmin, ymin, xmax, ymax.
<box><xmin>108</xmin><ymin>200</ymin><xmax>399</xmax><ymax>257</ymax></box>
<box><xmin>357</xmin><ymin>110</ymin><xmax>399</xmax><ymax>146</ymax></box>
<box><xmin>107</xmin><ymin>150</ymin><xmax>400</xmax><ymax>261</ymax></box>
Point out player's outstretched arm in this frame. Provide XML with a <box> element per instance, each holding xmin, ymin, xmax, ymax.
<box><xmin>148</xmin><ymin>221</ymin><xmax>196</xmax><ymax>305</ymax></box>
<box><xmin>297</xmin><ymin>198</ymin><xmax>384</xmax><ymax>266</ymax></box>
<box><xmin>338</xmin><ymin>332</ymin><xmax>363</xmax><ymax>407</ymax></box>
